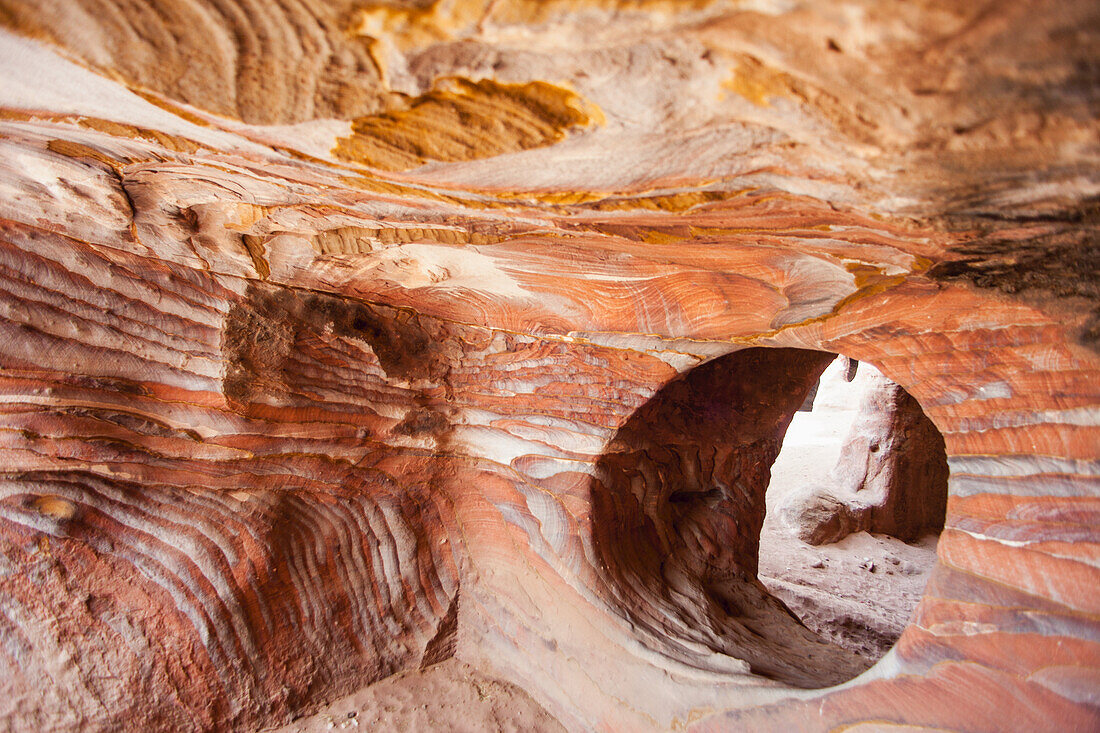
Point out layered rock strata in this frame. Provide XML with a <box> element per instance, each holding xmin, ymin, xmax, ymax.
<box><xmin>0</xmin><ymin>0</ymin><xmax>1097</xmax><ymax>731</ymax></box>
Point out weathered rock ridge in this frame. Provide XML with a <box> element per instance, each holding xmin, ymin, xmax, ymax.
<box><xmin>0</xmin><ymin>0</ymin><xmax>1097</xmax><ymax>730</ymax></box>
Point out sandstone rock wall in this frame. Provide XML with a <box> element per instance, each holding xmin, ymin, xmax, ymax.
<box><xmin>0</xmin><ymin>1</ymin><xmax>1097</xmax><ymax>731</ymax></box>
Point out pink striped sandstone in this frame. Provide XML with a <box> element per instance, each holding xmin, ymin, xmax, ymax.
<box><xmin>0</xmin><ymin>0</ymin><xmax>1097</xmax><ymax>730</ymax></box>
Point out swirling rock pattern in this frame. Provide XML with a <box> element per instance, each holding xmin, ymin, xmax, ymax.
<box><xmin>0</xmin><ymin>0</ymin><xmax>1097</xmax><ymax>730</ymax></box>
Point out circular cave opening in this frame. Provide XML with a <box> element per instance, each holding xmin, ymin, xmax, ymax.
<box><xmin>591</xmin><ymin>348</ymin><xmax>948</xmax><ymax>689</ymax></box>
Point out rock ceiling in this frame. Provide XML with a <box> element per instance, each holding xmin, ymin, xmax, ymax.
<box><xmin>0</xmin><ymin>0</ymin><xmax>1097</xmax><ymax>730</ymax></box>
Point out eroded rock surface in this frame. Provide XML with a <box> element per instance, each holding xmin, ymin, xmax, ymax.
<box><xmin>0</xmin><ymin>1</ymin><xmax>1097</xmax><ymax>731</ymax></box>
<box><xmin>593</xmin><ymin>348</ymin><xmax>870</xmax><ymax>688</ymax></box>
<box><xmin>781</xmin><ymin>371</ymin><xmax>949</xmax><ymax>545</ymax></box>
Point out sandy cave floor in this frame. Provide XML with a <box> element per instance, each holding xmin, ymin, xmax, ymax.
<box><xmin>266</xmin><ymin>658</ymin><xmax>566</xmax><ymax>733</ymax></box>
<box><xmin>758</xmin><ymin>358</ymin><xmax>939</xmax><ymax>662</ymax></box>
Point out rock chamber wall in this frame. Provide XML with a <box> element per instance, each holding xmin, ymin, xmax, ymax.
<box><xmin>0</xmin><ymin>1</ymin><xmax>1097</xmax><ymax>730</ymax></box>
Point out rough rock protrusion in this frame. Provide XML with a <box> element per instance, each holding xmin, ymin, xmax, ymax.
<box><xmin>780</xmin><ymin>372</ymin><xmax>949</xmax><ymax>545</ymax></box>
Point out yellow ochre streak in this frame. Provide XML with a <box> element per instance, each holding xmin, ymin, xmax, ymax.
<box><xmin>332</xmin><ymin>77</ymin><xmax>603</xmax><ymax>171</ymax></box>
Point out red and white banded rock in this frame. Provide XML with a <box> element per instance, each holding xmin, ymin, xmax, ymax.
<box><xmin>0</xmin><ymin>0</ymin><xmax>1097</xmax><ymax>730</ymax></box>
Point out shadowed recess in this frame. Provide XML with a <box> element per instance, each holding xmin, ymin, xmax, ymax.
<box><xmin>592</xmin><ymin>347</ymin><xmax>948</xmax><ymax>688</ymax></box>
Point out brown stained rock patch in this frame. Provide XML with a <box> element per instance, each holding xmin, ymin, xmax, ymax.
<box><xmin>223</xmin><ymin>284</ymin><xmax>458</xmax><ymax>407</ymax></box>
<box><xmin>342</xmin><ymin>306</ymin><xmax>458</xmax><ymax>384</ymax></box>
<box><xmin>393</xmin><ymin>406</ymin><xmax>450</xmax><ymax>438</ymax></box>
<box><xmin>222</xmin><ymin>283</ymin><xmax>461</xmax><ymax>456</ymax></box>
<box><xmin>222</xmin><ymin>285</ymin><xmax>299</xmax><ymax>411</ymax></box>
<box><xmin>929</xmin><ymin>197</ymin><xmax>1100</xmax><ymax>348</ymax></box>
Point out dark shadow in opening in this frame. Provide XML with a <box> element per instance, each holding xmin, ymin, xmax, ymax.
<box><xmin>590</xmin><ymin>347</ymin><xmax>947</xmax><ymax>689</ymax></box>
<box><xmin>761</xmin><ymin>357</ymin><xmax>948</xmax><ymax>661</ymax></box>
